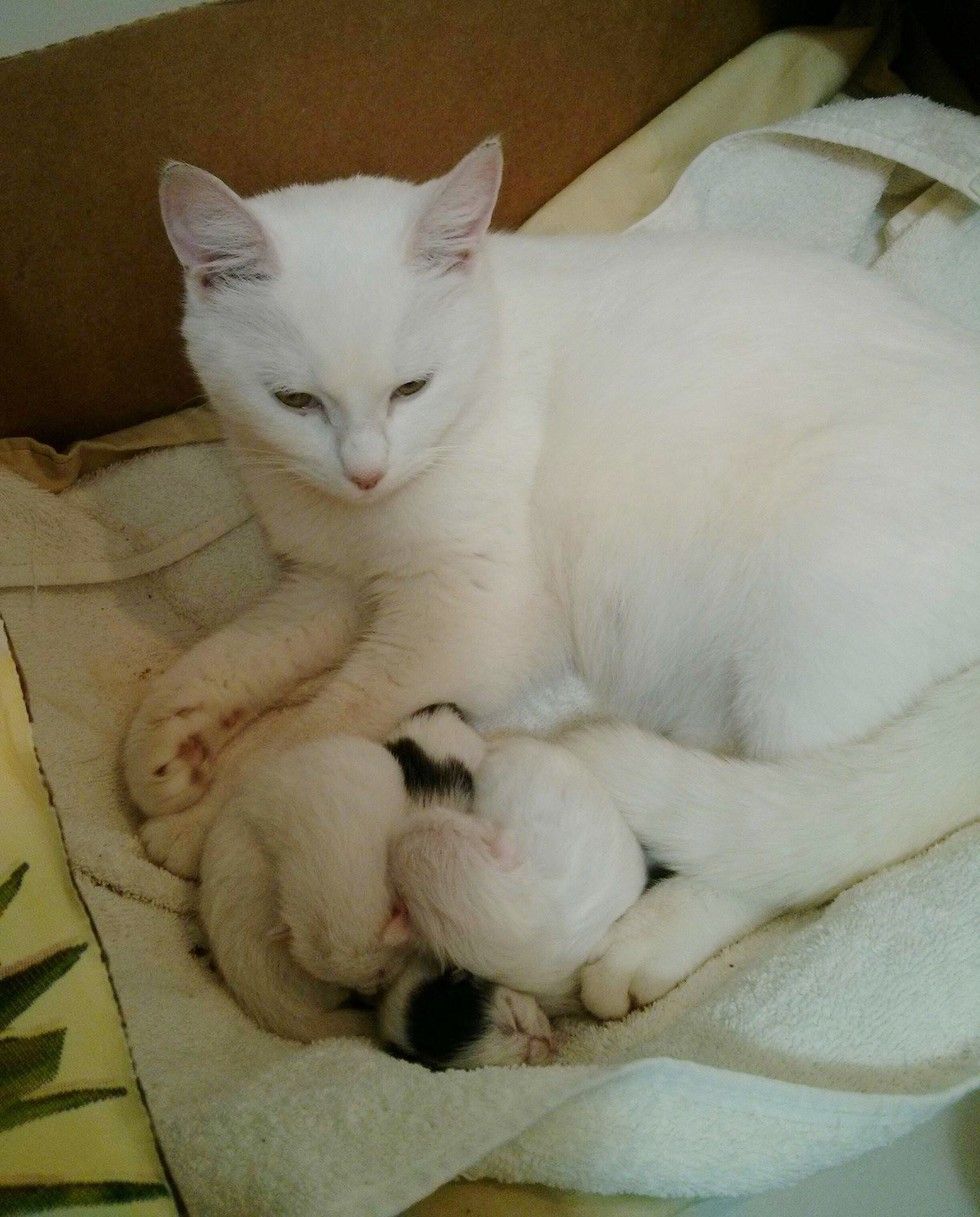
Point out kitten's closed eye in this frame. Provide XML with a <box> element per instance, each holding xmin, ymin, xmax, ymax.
<box><xmin>391</xmin><ymin>376</ymin><xmax>431</xmax><ymax>401</ymax></box>
<box><xmin>274</xmin><ymin>390</ymin><xmax>321</xmax><ymax>412</ymax></box>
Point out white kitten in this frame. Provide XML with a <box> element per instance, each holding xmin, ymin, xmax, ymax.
<box><xmin>132</xmin><ymin>138</ymin><xmax>980</xmax><ymax>1020</ymax></box>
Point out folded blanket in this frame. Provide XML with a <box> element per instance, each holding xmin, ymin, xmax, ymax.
<box><xmin>1</xmin><ymin>92</ymin><xmax>977</xmax><ymax>1217</ymax></box>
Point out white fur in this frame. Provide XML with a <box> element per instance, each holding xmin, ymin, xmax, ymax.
<box><xmin>196</xmin><ymin>707</ymin><xmax>639</xmax><ymax>1058</ymax></box>
<box><xmin>390</xmin><ymin>736</ymin><xmax>647</xmax><ymax>1008</ymax></box>
<box><xmin>197</xmin><ymin>806</ymin><xmax>348</xmax><ymax>1042</ymax></box>
<box><xmin>131</xmin><ymin>141</ymin><xmax>980</xmax><ymax>1022</ymax></box>
<box><xmin>196</xmin><ymin>729</ymin><xmax>411</xmax><ymax>1043</ymax></box>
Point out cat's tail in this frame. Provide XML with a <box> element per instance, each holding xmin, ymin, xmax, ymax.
<box><xmin>562</xmin><ymin>663</ymin><xmax>980</xmax><ymax>908</ymax></box>
<box><xmin>198</xmin><ymin>807</ymin><xmax>348</xmax><ymax>1042</ymax></box>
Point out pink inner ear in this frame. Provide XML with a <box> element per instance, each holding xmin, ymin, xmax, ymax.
<box><xmin>380</xmin><ymin>901</ymin><xmax>413</xmax><ymax>947</ymax></box>
<box><xmin>485</xmin><ymin>830</ymin><xmax>520</xmax><ymax>872</ymax></box>
<box><xmin>159</xmin><ymin>161</ymin><xmax>274</xmax><ymax>284</ymax></box>
<box><xmin>413</xmin><ymin>138</ymin><xmax>503</xmax><ymax>273</ymax></box>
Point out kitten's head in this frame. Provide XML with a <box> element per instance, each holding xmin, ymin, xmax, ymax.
<box><xmin>159</xmin><ymin>141</ymin><xmax>502</xmax><ymax>502</ymax></box>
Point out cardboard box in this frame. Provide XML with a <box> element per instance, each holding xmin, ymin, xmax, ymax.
<box><xmin>0</xmin><ymin>0</ymin><xmax>830</xmax><ymax>443</ymax></box>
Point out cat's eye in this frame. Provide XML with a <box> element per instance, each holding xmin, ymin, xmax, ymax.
<box><xmin>274</xmin><ymin>390</ymin><xmax>321</xmax><ymax>412</ymax></box>
<box><xmin>390</xmin><ymin>376</ymin><xmax>431</xmax><ymax>401</ymax></box>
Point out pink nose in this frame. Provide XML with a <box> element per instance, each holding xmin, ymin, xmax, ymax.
<box><xmin>349</xmin><ymin>470</ymin><xmax>383</xmax><ymax>491</ymax></box>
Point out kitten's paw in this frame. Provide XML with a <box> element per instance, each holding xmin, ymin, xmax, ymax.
<box><xmin>474</xmin><ymin>987</ymin><xmax>556</xmax><ymax>1067</ymax></box>
<box><xmin>497</xmin><ymin>988</ymin><xmax>557</xmax><ymax>1065</ymax></box>
<box><xmin>139</xmin><ymin>802</ymin><xmax>216</xmax><ymax>879</ymax></box>
<box><xmin>124</xmin><ymin>678</ymin><xmax>250</xmax><ymax>817</ymax></box>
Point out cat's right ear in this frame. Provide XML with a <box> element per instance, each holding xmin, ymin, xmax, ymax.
<box><xmin>412</xmin><ymin>138</ymin><xmax>503</xmax><ymax>274</ymax></box>
<box><xmin>159</xmin><ymin>161</ymin><xmax>275</xmax><ymax>288</ymax></box>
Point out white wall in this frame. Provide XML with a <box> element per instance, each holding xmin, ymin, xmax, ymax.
<box><xmin>0</xmin><ymin>0</ymin><xmax>215</xmax><ymax>59</ymax></box>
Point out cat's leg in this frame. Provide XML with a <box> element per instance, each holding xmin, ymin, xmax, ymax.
<box><xmin>379</xmin><ymin>955</ymin><xmax>556</xmax><ymax>1068</ymax></box>
<box><xmin>578</xmin><ymin>876</ymin><xmax>775</xmax><ymax>1020</ymax></box>
<box><xmin>560</xmin><ymin>662</ymin><xmax>980</xmax><ymax>910</ymax></box>
<box><xmin>124</xmin><ymin>568</ymin><xmax>358</xmax><ymax>817</ymax></box>
<box><xmin>556</xmin><ymin>663</ymin><xmax>980</xmax><ymax>1013</ymax></box>
<box><xmin>287</xmin><ymin>571</ymin><xmax>530</xmax><ymax>743</ymax></box>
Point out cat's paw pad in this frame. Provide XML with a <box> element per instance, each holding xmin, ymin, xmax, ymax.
<box><xmin>580</xmin><ymin>933</ymin><xmax>681</xmax><ymax>1021</ymax></box>
<box><xmin>125</xmin><ymin>682</ymin><xmax>248</xmax><ymax>817</ymax></box>
<box><xmin>479</xmin><ymin>988</ymin><xmax>556</xmax><ymax>1066</ymax></box>
<box><xmin>138</xmin><ymin>803</ymin><xmax>216</xmax><ymax>879</ymax></box>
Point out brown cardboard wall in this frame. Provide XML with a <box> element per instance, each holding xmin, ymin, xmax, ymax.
<box><xmin>1</xmin><ymin>0</ymin><xmax>824</xmax><ymax>444</ymax></box>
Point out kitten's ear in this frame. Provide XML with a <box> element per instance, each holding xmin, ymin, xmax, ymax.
<box><xmin>413</xmin><ymin>138</ymin><xmax>503</xmax><ymax>274</ymax></box>
<box><xmin>380</xmin><ymin>901</ymin><xmax>413</xmax><ymax>947</ymax></box>
<box><xmin>159</xmin><ymin>161</ymin><xmax>275</xmax><ymax>287</ymax></box>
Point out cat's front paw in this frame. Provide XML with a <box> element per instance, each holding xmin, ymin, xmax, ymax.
<box><xmin>124</xmin><ymin>677</ymin><xmax>250</xmax><ymax>817</ymax></box>
<box><xmin>139</xmin><ymin>801</ymin><xmax>217</xmax><ymax>879</ymax></box>
<box><xmin>579</xmin><ymin>880</ymin><xmax>696</xmax><ymax>1019</ymax></box>
<box><xmin>580</xmin><ymin>878</ymin><xmax>772</xmax><ymax>1020</ymax></box>
<box><xmin>580</xmin><ymin>931</ymin><xmax>682</xmax><ymax>1021</ymax></box>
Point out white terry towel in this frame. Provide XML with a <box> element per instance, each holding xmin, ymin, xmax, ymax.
<box><xmin>0</xmin><ymin>96</ymin><xmax>978</xmax><ymax>1216</ymax></box>
<box><xmin>635</xmin><ymin>94</ymin><xmax>980</xmax><ymax>329</ymax></box>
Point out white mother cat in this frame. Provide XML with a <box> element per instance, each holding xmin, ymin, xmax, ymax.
<box><xmin>127</xmin><ymin>139</ymin><xmax>980</xmax><ymax>1019</ymax></box>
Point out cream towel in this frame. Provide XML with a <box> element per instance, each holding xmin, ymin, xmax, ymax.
<box><xmin>1</xmin><ymin>94</ymin><xmax>978</xmax><ymax>1216</ymax></box>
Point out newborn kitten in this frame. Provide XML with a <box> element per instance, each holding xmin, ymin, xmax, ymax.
<box><xmin>198</xmin><ymin>730</ymin><xmax>409</xmax><ymax>1040</ymax></box>
<box><xmin>390</xmin><ymin>732</ymin><xmax>649</xmax><ymax>1010</ymax></box>
<box><xmin>199</xmin><ymin>705</ymin><xmax>652</xmax><ymax>1067</ymax></box>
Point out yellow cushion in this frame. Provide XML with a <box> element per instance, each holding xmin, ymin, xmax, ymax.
<box><xmin>0</xmin><ymin>623</ymin><xmax>176</xmax><ymax>1215</ymax></box>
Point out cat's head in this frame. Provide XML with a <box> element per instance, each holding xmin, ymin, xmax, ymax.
<box><xmin>159</xmin><ymin>141</ymin><xmax>503</xmax><ymax>502</ymax></box>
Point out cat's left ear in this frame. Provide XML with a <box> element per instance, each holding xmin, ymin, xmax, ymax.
<box><xmin>159</xmin><ymin>161</ymin><xmax>276</xmax><ymax>288</ymax></box>
<box><xmin>413</xmin><ymin>138</ymin><xmax>503</xmax><ymax>274</ymax></box>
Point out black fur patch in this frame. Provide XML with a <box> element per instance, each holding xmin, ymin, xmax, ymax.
<box><xmin>397</xmin><ymin>969</ymin><xmax>494</xmax><ymax>1068</ymax></box>
<box><xmin>643</xmin><ymin>855</ymin><xmax>675</xmax><ymax>890</ymax></box>
<box><xmin>411</xmin><ymin>702</ymin><xmax>468</xmax><ymax>723</ymax></box>
<box><xmin>341</xmin><ymin>991</ymin><xmax>375</xmax><ymax>1011</ymax></box>
<box><xmin>385</xmin><ymin>737</ymin><xmax>475</xmax><ymax>805</ymax></box>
